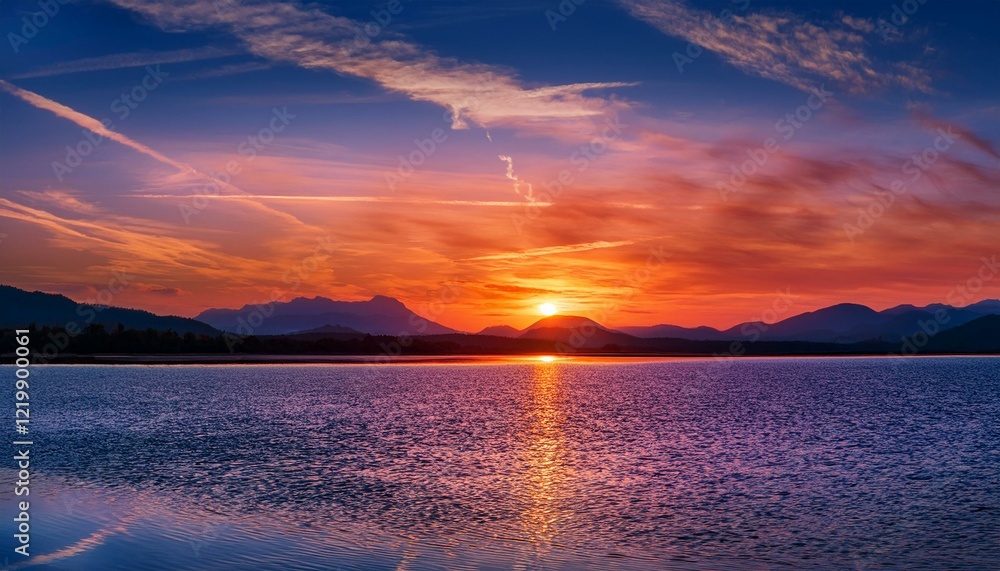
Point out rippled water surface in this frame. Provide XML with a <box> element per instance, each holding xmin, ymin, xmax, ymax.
<box><xmin>2</xmin><ymin>357</ymin><xmax>999</xmax><ymax>570</ymax></box>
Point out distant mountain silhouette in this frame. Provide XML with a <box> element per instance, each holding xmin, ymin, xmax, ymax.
<box><xmin>4</xmin><ymin>282</ymin><xmax>997</xmax><ymax>354</ymax></box>
<box><xmin>292</xmin><ymin>324</ymin><xmax>365</xmax><ymax>335</ymax></box>
<box><xmin>280</xmin><ymin>324</ymin><xmax>368</xmax><ymax>342</ymax></box>
<box><xmin>516</xmin><ymin>315</ymin><xmax>639</xmax><ymax>349</ymax></box>
<box><xmin>924</xmin><ymin>315</ymin><xmax>1000</xmax><ymax>353</ymax></box>
<box><xmin>833</xmin><ymin>308</ymin><xmax>984</xmax><ymax>343</ymax></box>
<box><xmin>196</xmin><ymin>294</ymin><xmax>459</xmax><ymax>336</ymax></box>
<box><xmin>747</xmin><ymin>303</ymin><xmax>881</xmax><ymax>340</ymax></box>
<box><xmin>476</xmin><ymin>325</ymin><xmax>520</xmax><ymax>338</ymax></box>
<box><xmin>520</xmin><ymin>315</ymin><xmax>616</xmax><ymax>334</ymax></box>
<box><xmin>885</xmin><ymin>300</ymin><xmax>1000</xmax><ymax>317</ymax></box>
<box><xmin>962</xmin><ymin>299</ymin><xmax>1000</xmax><ymax>315</ymax></box>
<box><xmin>618</xmin><ymin>324</ymin><xmax>730</xmax><ymax>341</ymax></box>
<box><xmin>621</xmin><ymin>300</ymin><xmax>1000</xmax><ymax>344</ymax></box>
<box><xmin>0</xmin><ymin>285</ymin><xmax>218</xmax><ymax>335</ymax></box>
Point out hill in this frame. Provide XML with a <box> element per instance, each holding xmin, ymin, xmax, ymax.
<box><xmin>0</xmin><ymin>285</ymin><xmax>218</xmax><ymax>336</ymax></box>
<box><xmin>196</xmin><ymin>294</ymin><xmax>459</xmax><ymax>336</ymax></box>
<box><xmin>476</xmin><ymin>325</ymin><xmax>521</xmax><ymax>338</ymax></box>
<box><xmin>924</xmin><ymin>315</ymin><xmax>1000</xmax><ymax>353</ymax></box>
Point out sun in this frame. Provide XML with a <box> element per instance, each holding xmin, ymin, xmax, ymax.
<box><xmin>539</xmin><ymin>302</ymin><xmax>558</xmax><ymax>316</ymax></box>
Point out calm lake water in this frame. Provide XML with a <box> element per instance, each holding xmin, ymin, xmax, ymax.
<box><xmin>2</xmin><ymin>357</ymin><xmax>999</xmax><ymax>570</ymax></box>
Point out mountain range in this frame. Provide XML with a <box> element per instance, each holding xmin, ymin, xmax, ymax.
<box><xmin>194</xmin><ymin>294</ymin><xmax>458</xmax><ymax>336</ymax></box>
<box><xmin>2</xmin><ymin>285</ymin><xmax>998</xmax><ymax>353</ymax></box>
<box><xmin>0</xmin><ymin>285</ymin><xmax>218</xmax><ymax>336</ymax></box>
<box><xmin>615</xmin><ymin>301</ymin><xmax>1000</xmax><ymax>343</ymax></box>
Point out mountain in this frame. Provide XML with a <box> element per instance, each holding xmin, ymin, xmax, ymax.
<box><xmin>834</xmin><ymin>308</ymin><xmax>985</xmax><ymax>343</ymax></box>
<box><xmin>196</xmin><ymin>295</ymin><xmax>460</xmax><ymax>336</ymax></box>
<box><xmin>965</xmin><ymin>299</ymin><xmax>1000</xmax><ymax>315</ymax></box>
<box><xmin>719</xmin><ymin>302</ymin><xmax>1000</xmax><ymax>344</ymax></box>
<box><xmin>516</xmin><ymin>315</ymin><xmax>638</xmax><ymax>349</ymax></box>
<box><xmin>924</xmin><ymin>315</ymin><xmax>1000</xmax><ymax>353</ymax></box>
<box><xmin>0</xmin><ymin>285</ymin><xmax>218</xmax><ymax>335</ymax></box>
<box><xmin>616</xmin><ymin>300</ymin><xmax>1000</xmax><ymax>344</ymax></box>
<box><xmin>619</xmin><ymin>324</ymin><xmax>729</xmax><ymax>340</ymax></box>
<box><xmin>520</xmin><ymin>315</ymin><xmax>617</xmax><ymax>334</ymax></box>
<box><xmin>291</xmin><ymin>324</ymin><xmax>365</xmax><ymax>335</ymax></box>
<box><xmin>745</xmin><ymin>303</ymin><xmax>882</xmax><ymax>341</ymax></box>
<box><xmin>476</xmin><ymin>325</ymin><xmax>521</xmax><ymax>338</ymax></box>
<box><xmin>882</xmin><ymin>303</ymin><xmax>949</xmax><ymax>316</ymax></box>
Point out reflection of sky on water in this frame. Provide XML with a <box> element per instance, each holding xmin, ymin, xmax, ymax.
<box><xmin>1</xmin><ymin>359</ymin><xmax>997</xmax><ymax>570</ymax></box>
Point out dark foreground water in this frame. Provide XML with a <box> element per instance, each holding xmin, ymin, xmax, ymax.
<box><xmin>1</xmin><ymin>357</ymin><xmax>998</xmax><ymax>570</ymax></box>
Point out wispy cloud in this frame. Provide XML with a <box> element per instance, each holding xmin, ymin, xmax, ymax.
<box><xmin>10</xmin><ymin>46</ymin><xmax>239</xmax><ymax>79</ymax></box>
<box><xmin>0</xmin><ymin>80</ymin><xmax>321</xmax><ymax>230</ymax></box>
<box><xmin>618</xmin><ymin>0</ymin><xmax>932</xmax><ymax>94</ymax></box>
<box><xmin>18</xmin><ymin>189</ymin><xmax>101</xmax><ymax>215</ymax></box>
<box><xmin>128</xmin><ymin>194</ymin><xmax>553</xmax><ymax>208</ymax></box>
<box><xmin>0</xmin><ymin>80</ymin><xmax>194</xmax><ymax>173</ymax></box>
<box><xmin>107</xmin><ymin>0</ymin><xmax>634</xmax><ymax>134</ymax></box>
<box><xmin>176</xmin><ymin>61</ymin><xmax>272</xmax><ymax>81</ymax></box>
<box><xmin>461</xmin><ymin>240</ymin><xmax>641</xmax><ymax>262</ymax></box>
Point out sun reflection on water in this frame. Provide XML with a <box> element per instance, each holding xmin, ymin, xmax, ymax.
<box><xmin>518</xmin><ymin>358</ymin><xmax>570</xmax><ymax>563</ymax></box>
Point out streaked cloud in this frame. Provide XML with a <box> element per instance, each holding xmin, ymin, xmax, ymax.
<box><xmin>176</xmin><ymin>61</ymin><xmax>272</xmax><ymax>81</ymax></box>
<box><xmin>461</xmin><ymin>240</ymin><xmax>642</xmax><ymax>262</ymax></box>
<box><xmin>0</xmin><ymin>80</ymin><xmax>194</xmax><ymax>173</ymax></box>
<box><xmin>11</xmin><ymin>46</ymin><xmax>239</xmax><ymax>79</ymax></box>
<box><xmin>618</xmin><ymin>0</ymin><xmax>932</xmax><ymax>94</ymax></box>
<box><xmin>17</xmin><ymin>189</ymin><xmax>101</xmax><ymax>215</ymax></box>
<box><xmin>107</xmin><ymin>0</ymin><xmax>634</xmax><ymax>134</ymax></box>
<box><xmin>0</xmin><ymin>80</ymin><xmax>321</xmax><ymax>230</ymax></box>
<box><xmin>128</xmin><ymin>194</ymin><xmax>553</xmax><ymax>208</ymax></box>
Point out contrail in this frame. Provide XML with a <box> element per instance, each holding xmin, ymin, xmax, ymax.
<box><xmin>0</xmin><ymin>79</ymin><xmax>194</xmax><ymax>174</ymax></box>
<box><xmin>0</xmin><ymin>80</ymin><xmax>319</xmax><ymax>229</ymax></box>
<box><xmin>498</xmin><ymin>154</ymin><xmax>534</xmax><ymax>201</ymax></box>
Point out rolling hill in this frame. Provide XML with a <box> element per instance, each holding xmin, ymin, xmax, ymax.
<box><xmin>196</xmin><ymin>294</ymin><xmax>459</xmax><ymax>336</ymax></box>
<box><xmin>0</xmin><ymin>285</ymin><xmax>218</xmax><ymax>336</ymax></box>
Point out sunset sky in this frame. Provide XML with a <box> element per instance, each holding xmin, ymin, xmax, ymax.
<box><xmin>1</xmin><ymin>0</ymin><xmax>999</xmax><ymax>331</ymax></box>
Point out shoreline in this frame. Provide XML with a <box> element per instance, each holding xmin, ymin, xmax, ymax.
<box><xmin>4</xmin><ymin>352</ymin><xmax>999</xmax><ymax>365</ymax></box>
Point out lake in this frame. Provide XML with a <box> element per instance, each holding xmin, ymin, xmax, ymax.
<box><xmin>2</xmin><ymin>357</ymin><xmax>998</xmax><ymax>570</ymax></box>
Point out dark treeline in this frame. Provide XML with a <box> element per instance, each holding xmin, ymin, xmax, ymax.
<box><xmin>2</xmin><ymin>316</ymin><xmax>996</xmax><ymax>363</ymax></box>
<box><xmin>1</xmin><ymin>324</ymin><xmax>467</xmax><ymax>361</ymax></box>
<box><xmin>3</xmin><ymin>323</ymin><xmax>893</xmax><ymax>363</ymax></box>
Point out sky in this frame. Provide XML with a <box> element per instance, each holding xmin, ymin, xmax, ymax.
<box><xmin>1</xmin><ymin>0</ymin><xmax>999</xmax><ymax>332</ymax></box>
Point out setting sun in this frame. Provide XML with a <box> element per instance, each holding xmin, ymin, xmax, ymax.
<box><xmin>539</xmin><ymin>303</ymin><xmax>558</xmax><ymax>316</ymax></box>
